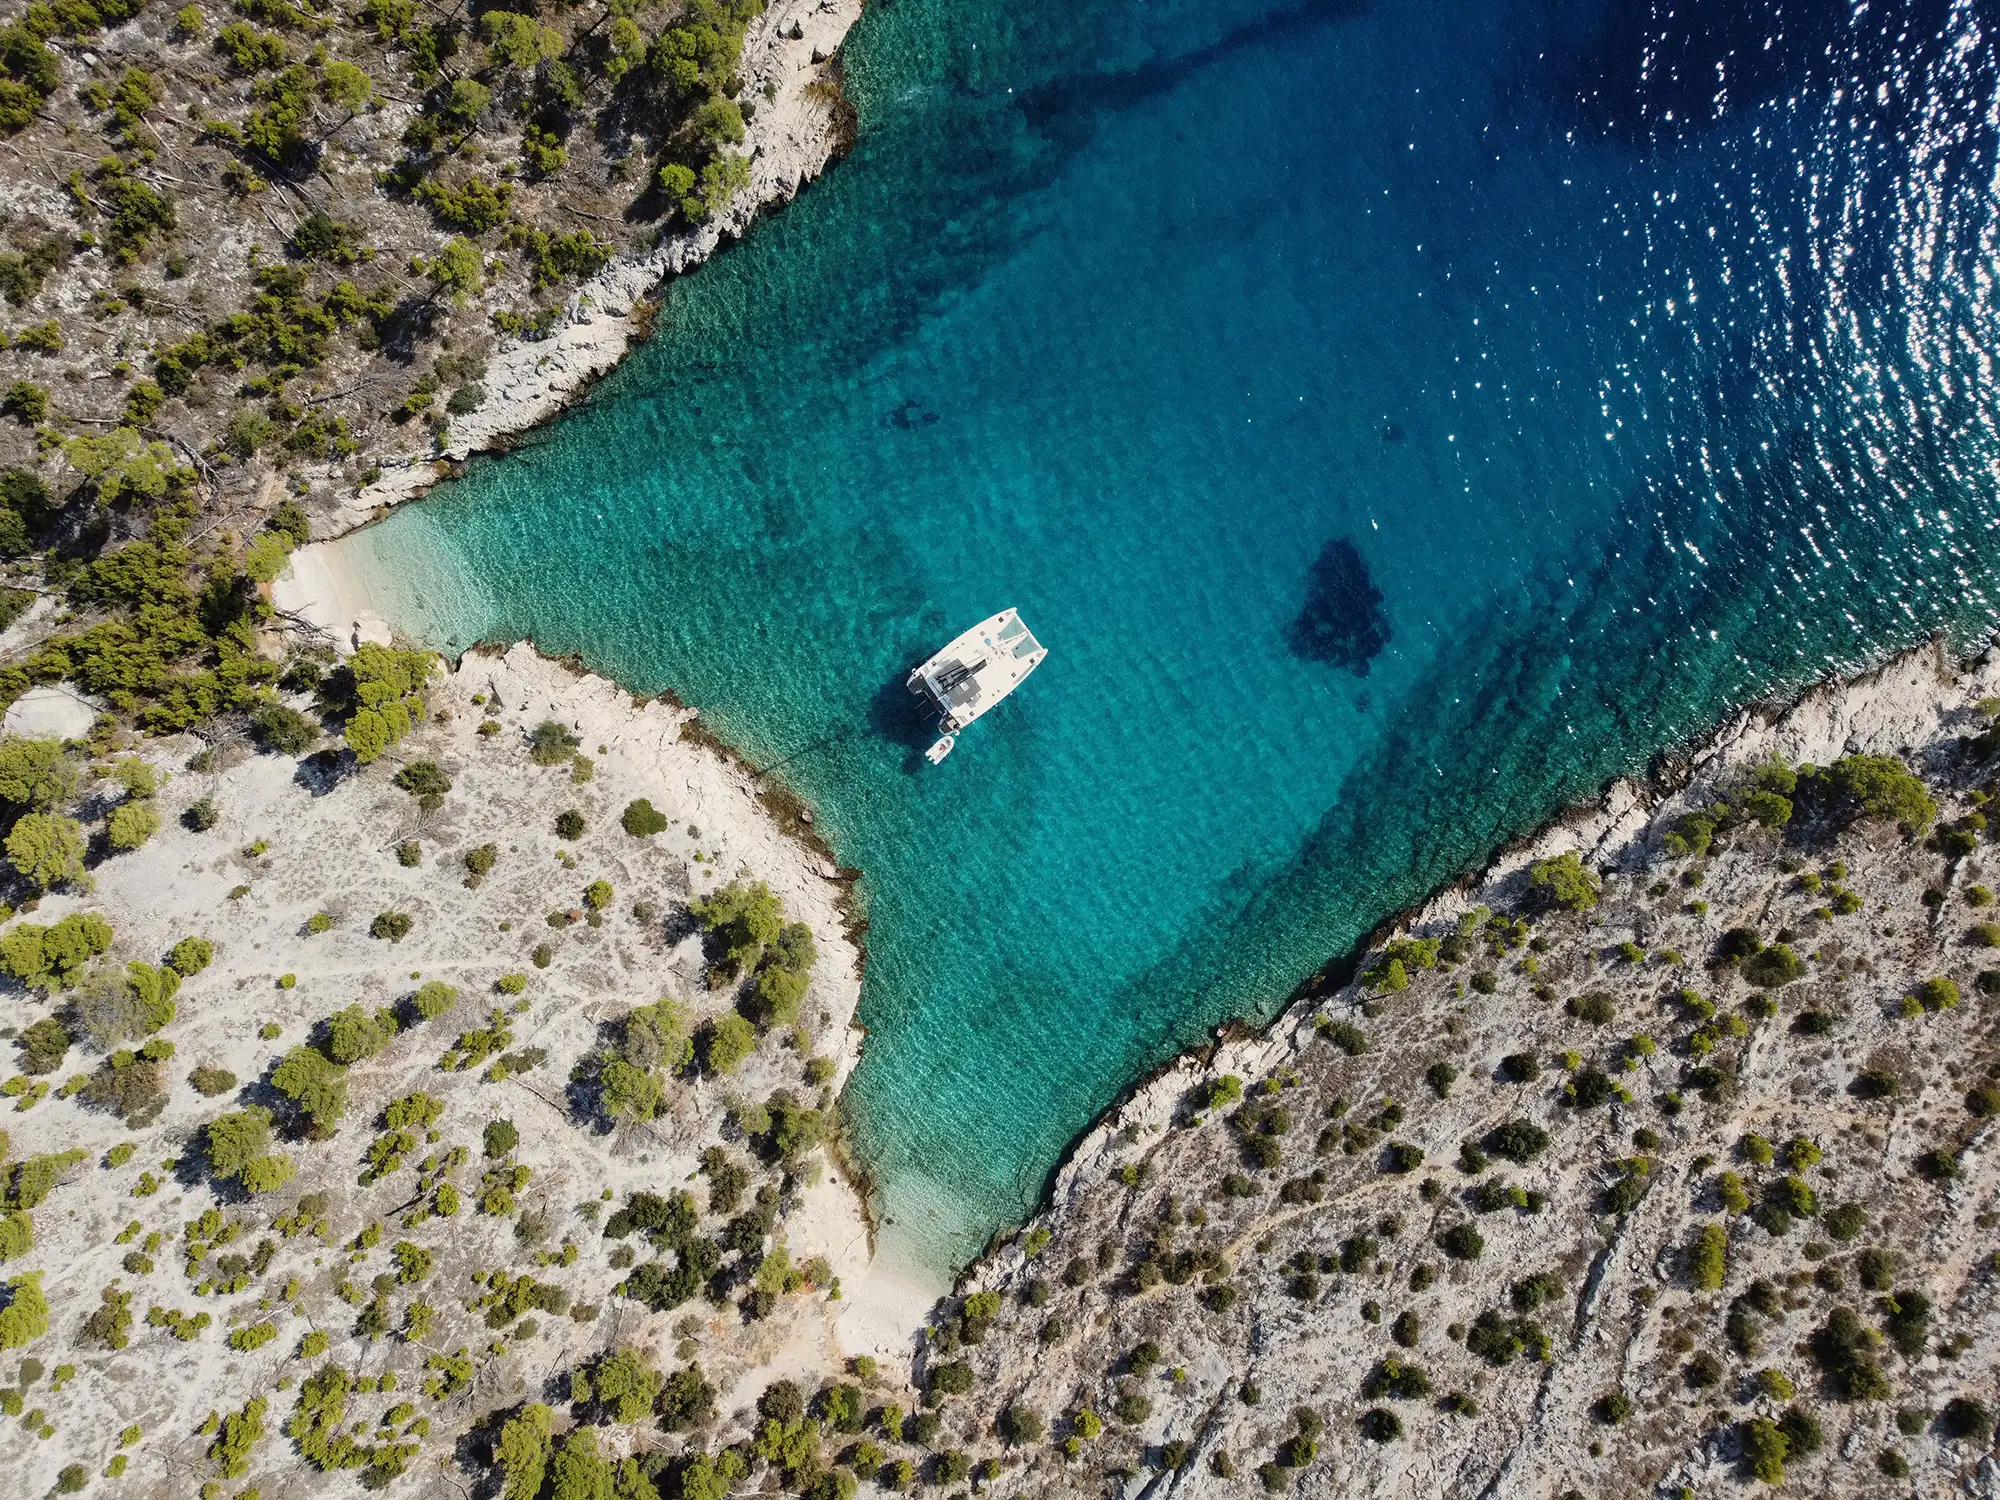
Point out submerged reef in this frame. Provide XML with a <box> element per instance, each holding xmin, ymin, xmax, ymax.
<box><xmin>1287</xmin><ymin>536</ymin><xmax>1391</xmax><ymax>675</ymax></box>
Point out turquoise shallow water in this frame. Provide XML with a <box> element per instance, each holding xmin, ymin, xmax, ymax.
<box><xmin>344</xmin><ymin>0</ymin><xmax>2000</xmax><ymax>1269</ymax></box>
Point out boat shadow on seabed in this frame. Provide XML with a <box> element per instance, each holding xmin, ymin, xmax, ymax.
<box><xmin>867</xmin><ymin>669</ymin><xmax>946</xmax><ymax>777</ymax></box>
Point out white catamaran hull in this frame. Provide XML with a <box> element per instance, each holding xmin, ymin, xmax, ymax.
<box><xmin>907</xmin><ymin>608</ymin><xmax>1046</xmax><ymax>759</ymax></box>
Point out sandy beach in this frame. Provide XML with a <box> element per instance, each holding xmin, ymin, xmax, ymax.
<box><xmin>277</xmin><ymin>544</ymin><xmax>950</xmax><ymax>1344</ymax></box>
<box><xmin>3</xmin><ymin>611</ymin><xmax>942</xmax><ymax>1497</ymax></box>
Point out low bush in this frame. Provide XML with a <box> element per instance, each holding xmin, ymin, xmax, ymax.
<box><xmin>1743</xmin><ymin>945</ymin><xmax>1806</xmax><ymax>988</ymax></box>
<box><xmin>1527</xmin><ymin>851</ymin><xmax>1598</xmax><ymax>910</ymax></box>
<box><xmin>1567</xmin><ymin>991</ymin><xmax>1615</xmax><ymax>1024</ymax></box>
<box><xmin>190</xmin><ymin>1072</ymin><xmax>237</xmax><ymax>1104</ymax></box>
<box><xmin>1499</xmin><ymin>1052</ymin><xmax>1540</xmax><ymax>1084</ymax></box>
<box><xmin>1810</xmin><ymin>1306</ymin><xmax>1893</xmax><ymax>1401</ymax></box>
<box><xmin>1740</xmin><ymin>1417</ymin><xmax>1788</xmax><ymax>1483</ymax></box>
<box><xmin>621</xmin><ymin>798</ymin><xmax>669</xmax><ymax>836</ymax></box>
<box><xmin>1437</xmin><ymin>1223</ymin><xmax>1483</xmax><ymax>1261</ymax></box>
<box><xmin>1320</xmin><ymin>1019</ymin><xmax>1367</xmax><ymax>1055</ymax></box>
<box><xmin>1910</xmin><ymin>976</ymin><xmax>1959</xmax><ymax>1012</ymax></box>
<box><xmin>1485</xmin><ymin>1119</ymin><xmax>1549</xmax><ymax>1164</ymax></box>
<box><xmin>1941</xmin><ymin>1396</ymin><xmax>1995</xmax><ymax>1443</ymax></box>
<box><xmin>412</xmin><ymin>981</ymin><xmax>458</xmax><ymax>1020</ymax></box>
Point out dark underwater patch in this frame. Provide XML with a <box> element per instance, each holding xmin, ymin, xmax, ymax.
<box><xmin>1016</xmin><ymin>0</ymin><xmax>1369</xmax><ymax>137</ymax></box>
<box><xmin>1287</xmin><ymin>537</ymin><xmax>1389</xmax><ymax>675</ymax></box>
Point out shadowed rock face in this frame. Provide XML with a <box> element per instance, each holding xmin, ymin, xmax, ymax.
<box><xmin>1287</xmin><ymin>537</ymin><xmax>1389</xmax><ymax>675</ymax></box>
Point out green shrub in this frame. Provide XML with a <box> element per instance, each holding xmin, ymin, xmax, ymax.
<box><xmin>527</xmin><ymin>720</ymin><xmax>580</xmax><ymax>766</ymax></box>
<box><xmin>168</xmin><ymin>936</ymin><xmax>213</xmax><ymax>976</ymax></box>
<box><xmin>333</xmin><ymin>646</ymin><xmax>434</xmax><ymax>763</ymax></box>
<box><xmin>1485</xmin><ymin>1119</ymin><xmax>1549</xmax><ymax>1164</ymax></box>
<box><xmin>228</xmin><ymin>1321</ymin><xmax>278</xmax><ymax>1352</ymax></box>
<box><xmin>1910</xmin><ymin>976</ymin><xmax>1959</xmax><ymax>1012</ymax></box>
<box><xmin>998</xmin><ymin>1404</ymin><xmax>1043</xmax><ymax>1444</ymax></box>
<box><xmin>0</xmin><ymin>1271</ymin><xmax>48</xmax><ymax>1348</ymax></box>
<box><xmin>1358</xmin><ymin>1407</ymin><xmax>1400</xmax><ymax>1442</ymax></box>
<box><xmin>1527</xmin><ymin>851</ymin><xmax>1598</xmax><ymax>910</ymax></box>
<box><xmin>601</xmin><ymin>1059</ymin><xmax>662</xmax><ymax>1123</ymax></box>
<box><xmin>1736</xmin><ymin>943</ymin><xmax>1803</xmax><ymax>988</ymax></box>
<box><xmin>1691</xmin><ymin>1223</ymin><xmax>1727</xmax><ymax>1289</ymax></box>
<box><xmin>106</xmin><ymin>798</ymin><xmax>159</xmax><ymax>852</ymax></box>
<box><xmin>324</xmin><ymin>1005</ymin><xmax>398</xmax><ymax>1063</ymax></box>
<box><xmin>1814</xmin><ymin>754</ymin><xmax>1935</xmax><ymax>831</ymax></box>
<box><xmin>189</xmin><ymin>1065</ymin><xmax>236</xmax><ymax>1097</ymax></box>
<box><xmin>554</xmin><ymin>809</ymin><xmax>584</xmax><ymax>840</ymax></box>
<box><xmin>251</xmin><ymin>701</ymin><xmax>319</xmax><ymax>754</ymax></box>
<box><xmin>621</xmin><ymin>798</ymin><xmax>669</xmax><ymax>836</ymax></box>
<box><xmin>1810</xmin><ymin>1305</ymin><xmax>1892</xmax><ymax>1401</ymax></box>
<box><xmin>392</xmin><ymin>759</ymin><xmax>452</xmax><ymax>807</ymax></box>
<box><xmin>1563</xmin><ymin>1068</ymin><xmax>1615</xmax><ymax>1108</ymax></box>
<box><xmin>746</xmin><ymin>962</ymin><xmax>808</xmax><ymax>1028</ymax></box>
<box><xmin>704</xmin><ymin>1013</ymin><xmax>757</xmax><ymax>1074</ymax></box>
<box><xmin>689</xmin><ymin>880</ymin><xmax>783</xmax><ymax>970</ymax></box>
<box><xmin>370</xmin><ymin>911</ymin><xmax>413</xmax><ymax>942</ymax></box>
<box><xmin>1321</xmin><ymin>1018</ymin><xmax>1367</xmax><ymax>1054</ymax></box>
<box><xmin>464</xmin><ymin>843</ymin><xmax>498</xmax><ymax>884</ymax></box>
<box><xmin>1498</xmin><ymin>1051</ymin><xmax>1540</xmax><ymax>1083</ymax></box>
<box><xmin>0</xmin><ymin>913</ymin><xmax>114</xmax><ymax>991</ymax></box>
<box><xmin>1941</xmin><ymin>1396</ymin><xmax>1995</xmax><ymax>1443</ymax></box>
<box><xmin>1436</xmin><ymin>1223</ymin><xmax>1483</xmax><ymax>1261</ymax></box>
<box><xmin>2</xmin><ymin>381</ymin><xmax>47</xmax><ymax>425</ymax></box>
<box><xmin>205</xmin><ymin>1107</ymin><xmax>275</xmax><ymax>1177</ymax></box>
<box><xmin>6</xmin><ymin>812</ymin><xmax>85</xmax><ymax>889</ymax></box>
<box><xmin>408</xmin><ymin>981</ymin><xmax>457</xmax><ymax>1021</ymax></box>
<box><xmin>272</xmin><ymin>1046</ymin><xmax>347</xmax><ymax>1133</ymax></box>
<box><xmin>1566</xmin><ymin>991</ymin><xmax>1615</xmax><ymax>1024</ymax></box>
<box><xmin>1740</xmin><ymin>1418</ymin><xmax>1788</xmax><ymax>1483</ymax></box>
<box><xmin>16</xmin><ymin>1016</ymin><xmax>69</xmax><ymax>1073</ymax></box>
<box><xmin>0</xmin><ymin>737</ymin><xmax>75</xmax><ymax>811</ymax></box>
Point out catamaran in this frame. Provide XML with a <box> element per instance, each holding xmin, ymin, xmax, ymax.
<box><xmin>906</xmin><ymin>608</ymin><xmax>1047</xmax><ymax>764</ymax></box>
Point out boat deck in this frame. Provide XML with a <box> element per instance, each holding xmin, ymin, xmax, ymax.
<box><xmin>908</xmin><ymin>608</ymin><xmax>1046</xmax><ymax>733</ymax></box>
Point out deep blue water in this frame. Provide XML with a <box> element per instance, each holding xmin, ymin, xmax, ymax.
<box><xmin>341</xmin><ymin>0</ymin><xmax>2000</xmax><ymax>1269</ymax></box>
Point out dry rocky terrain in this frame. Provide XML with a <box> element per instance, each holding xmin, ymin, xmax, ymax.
<box><xmin>919</xmin><ymin>643</ymin><xmax>2000</xmax><ymax>1499</ymax></box>
<box><xmin>0</xmin><ymin>0</ymin><xmax>861</xmax><ymax>558</ymax></box>
<box><xmin>0</xmin><ymin>639</ymin><xmax>906</xmax><ymax>1500</ymax></box>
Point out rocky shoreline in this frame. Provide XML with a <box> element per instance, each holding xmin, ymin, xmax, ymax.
<box><xmin>1016</xmin><ymin>636</ymin><xmax>1988</xmax><ymax>1274</ymax></box>
<box><xmin>922</xmin><ymin>634</ymin><xmax>2000</xmax><ymax>1497</ymax></box>
<box><xmin>318</xmin><ymin>0</ymin><xmax>868</xmax><ymax>540</ymax></box>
